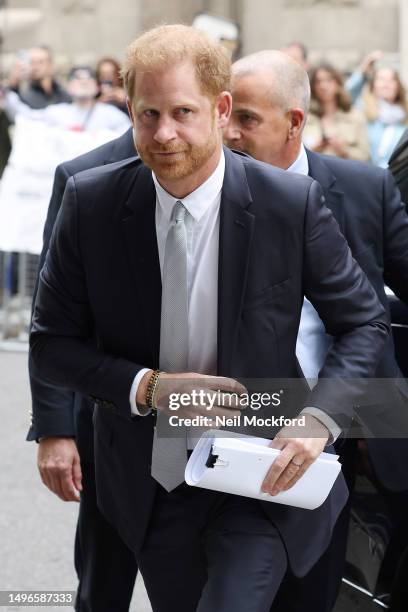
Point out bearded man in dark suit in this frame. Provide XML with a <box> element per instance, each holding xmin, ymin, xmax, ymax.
<box><xmin>30</xmin><ymin>26</ymin><xmax>389</xmax><ymax>612</ymax></box>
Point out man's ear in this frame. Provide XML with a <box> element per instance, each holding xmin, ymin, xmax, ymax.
<box><xmin>288</xmin><ymin>108</ymin><xmax>305</xmax><ymax>139</ymax></box>
<box><xmin>215</xmin><ymin>91</ymin><xmax>232</xmax><ymax>129</ymax></box>
<box><xmin>126</xmin><ymin>99</ymin><xmax>135</xmax><ymax>125</ymax></box>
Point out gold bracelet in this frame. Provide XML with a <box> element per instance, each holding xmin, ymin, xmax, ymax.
<box><xmin>145</xmin><ymin>369</ymin><xmax>162</xmax><ymax>411</ymax></box>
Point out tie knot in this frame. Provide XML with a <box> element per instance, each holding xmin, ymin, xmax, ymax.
<box><xmin>172</xmin><ymin>200</ymin><xmax>187</xmax><ymax>224</ymax></box>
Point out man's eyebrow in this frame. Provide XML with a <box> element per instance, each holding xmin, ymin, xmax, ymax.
<box><xmin>134</xmin><ymin>98</ymin><xmax>201</xmax><ymax>112</ymax></box>
<box><xmin>134</xmin><ymin>101</ymin><xmax>152</xmax><ymax>112</ymax></box>
<box><xmin>233</xmin><ymin>107</ymin><xmax>261</xmax><ymax>117</ymax></box>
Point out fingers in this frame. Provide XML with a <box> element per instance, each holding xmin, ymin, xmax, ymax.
<box><xmin>39</xmin><ymin>461</ymin><xmax>80</xmax><ymax>502</ymax></box>
<box><xmin>199</xmin><ymin>386</ymin><xmax>246</xmax><ymax>412</ymax></box>
<box><xmin>72</xmin><ymin>455</ymin><xmax>83</xmax><ymax>493</ymax></box>
<box><xmin>261</xmin><ymin>444</ymin><xmax>305</xmax><ymax>495</ymax></box>
<box><xmin>203</xmin><ymin>405</ymin><xmax>242</xmax><ymax>420</ymax></box>
<box><xmin>59</xmin><ymin>464</ymin><xmax>81</xmax><ymax>502</ymax></box>
<box><xmin>271</xmin><ymin>414</ymin><xmax>330</xmax><ymax>443</ymax></box>
<box><xmin>157</xmin><ymin>375</ymin><xmax>248</xmax><ymax>416</ymax></box>
<box><xmin>282</xmin><ymin>459</ymin><xmax>314</xmax><ymax>492</ymax></box>
<box><xmin>266</xmin><ymin>453</ymin><xmax>311</xmax><ymax>495</ymax></box>
<box><xmin>174</xmin><ymin>403</ymin><xmax>242</xmax><ymax>421</ymax></box>
<box><xmin>37</xmin><ymin>438</ymin><xmax>81</xmax><ymax>502</ymax></box>
<box><xmin>262</xmin><ymin>434</ymin><xmax>325</xmax><ymax>495</ymax></box>
<box><xmin>269</xmin><ymin>436</ymin><xmax>286</xmax><ymax>451</ymax></box>
<box><xmin>206</xmin><ymin>376</ymin><xmax>247</xmax><ymax>397</ymax></box>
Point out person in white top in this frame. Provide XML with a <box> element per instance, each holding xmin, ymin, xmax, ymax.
<box><xmin>2</xmin><ymin>66</ymin><xmax>131</xmax><ymax>134</ymax></box>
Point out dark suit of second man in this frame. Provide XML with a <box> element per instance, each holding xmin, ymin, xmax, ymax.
<box><xmin>224</xmin><ymin>48</ymin><xmax>408</xmax><ymax>612</ymax></box>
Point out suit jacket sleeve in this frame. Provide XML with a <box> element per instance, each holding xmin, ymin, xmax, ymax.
<box><xmin>30</xmin><ymin>176</ymin><xmax>143</xmax><ymax>420</ymax></box>
<box><xmin>382</xmin><ymin>170</ymin><xmax>408</xmax><ymax>304</ymax></box>
<box><xmin>27</xmin><ymin>163</ymin><xmax>76</xmax><ymax>441</ymax></box>
<box><xmin>302</xmin><ymin>180</ymin><xmax>389</xmax><ymax>429</ymax></box>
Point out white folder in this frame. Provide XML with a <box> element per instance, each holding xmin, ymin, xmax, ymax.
<box><xmin>185</xmin><ymin>430</ymin><xmax>342</xmax><ymax>510</ymax></box>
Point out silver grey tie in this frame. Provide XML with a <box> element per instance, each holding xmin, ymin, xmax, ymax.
<box><xmin>151</xmin><ymin>201</ymin><xmax>189</xmax><ymax>491</ymax></box>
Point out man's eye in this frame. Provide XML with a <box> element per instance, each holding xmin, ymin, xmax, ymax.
<box><xmin>144</xmin><ymin>109</ymin><xmax>158</xmax><ymax>118</ymax></box>
<box><xmin>176</xmin><ymin>108</ymin><xmax>192</xmax><ymax>117</ymax></box>
<box><xmin>239</xmin><ymin>114</ymin><xmax>256</xmax><ymax>125</ymax></box>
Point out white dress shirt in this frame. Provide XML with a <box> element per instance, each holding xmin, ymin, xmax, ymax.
<box><xmin>131</xmin><ymin>145</ymin><xmax>340</xmax><ymax>443</ymax></box>
<box><xmin>130</xmin><ymin>151</ymin><xmax>224</xmax><ymax>421</ymax></box>
<box><xmin>289</xmin><ymin>145</ymin><xmax>341</xmax><ymax>442</ymax></box>
<box><xmin>289</xmin><ymin>145</ymin><xmax>333</xmax><ymax>379</ymax></box>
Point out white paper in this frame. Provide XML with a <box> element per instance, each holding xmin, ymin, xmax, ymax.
<box><xmin>185</xmin><ymin>430</ymin><xmax>341</xmax><ymax>510</ymax></box>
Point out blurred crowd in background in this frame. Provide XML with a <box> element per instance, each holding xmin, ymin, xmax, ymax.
<box><xmin>1</xmin><ymin>25</ymin><xmax>408</xmax><ymax>612</ymax></box>
<box><xmin>0</xmin><ymin>36</ymin><xmax>407</xmax><ymax>339</ymax></box>
<box><xmin>0</xmin><ymin>41</ymin><xmax>407</xmax><ymax>177</ymax></box>
<box><xmin>0</xmin><ymin>45</ymin><xmax>131</xmax><ymax>177</ymax></box>
<box><xmin>282</xmin><ymin>42</ymin><xmax>408</xmax><ymax>169</ymax></box>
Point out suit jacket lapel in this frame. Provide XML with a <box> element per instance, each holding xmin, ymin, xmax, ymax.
<box><xmin>218</xmin><ymin>148</ymin><xmax>255</xmax><ymax>375</ymax></box>
<box><xmin>119</xmin><ymin>148</ymin><xmax>255</xmax><ymax>372</ymax></box>
<box><xmin>105</xmin><ymin>128</ymin><xmax>138</xmax><ymax>164</ymax></box>
<box><xmin>121</xmin><ymin>164</ymin><xmax>161</xmax><ymax>363</ymax></box>
<box><xmin>306</xmin><ymin>149</ymin><xmax>346</xmax><ymax>234</ymax></box>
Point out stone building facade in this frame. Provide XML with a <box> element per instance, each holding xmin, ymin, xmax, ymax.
<box><xmin>0</xmin><ymin>0</ymin><xmax>406</xmax><ymax>80</ymax></box>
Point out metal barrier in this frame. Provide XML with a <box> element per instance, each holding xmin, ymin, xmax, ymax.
<box><xmin>0</xmin><ymin>251</ymin><xmax>39</xmax><ymax>345</ymax></box>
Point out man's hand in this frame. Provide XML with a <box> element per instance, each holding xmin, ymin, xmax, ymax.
<box><xmin>137</xmin><ymin>371</ymin><xmax>246</xmax><ymax>421</ymax></box>
<box><xmin>261</xmin><ymin>414</ymin><xmax>330</xmax><ymax>496</ymax></box>
<box><xmin>37</xmin><ymin>437</ymin><xmax>82</xmax><ymax>502</ymax></box>
<box><xmin>7</xmin><ymin>58</ymin><xmax>28</xmax><ymax>89</ymax></box>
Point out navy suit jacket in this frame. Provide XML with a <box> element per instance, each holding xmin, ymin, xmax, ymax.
<box><xmin>307</xmin><ymin>150</ymin><xmax>408</xmax><ymax>490</ymax></box>
<box><xmin>30</xmin><ymin>146</ymin><xmax>388</xmax><ymax>575</ymax></box>
<box><xmin>27</xmin><ymin>128</ymin><xmax>136</xmax><ymax>459</ymax></box>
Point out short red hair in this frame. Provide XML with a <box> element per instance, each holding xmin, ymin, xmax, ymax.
<box><xmin>122</xmin><ymin>24</ymin><xmax>231</xmax><ymax>103</ymax></box>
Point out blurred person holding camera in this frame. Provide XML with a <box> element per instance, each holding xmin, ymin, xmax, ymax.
<box><xmin>303</xmin><ymin>63</ymin><xmax>370</xmax><ymax>162</ymax></box>
<box><xmin>0</xmin><ymin>45</ymin><xmax>69</xmax><ymax>174</ymax></box>
<box><xmin>345</xmin><ymin>52</ymin><xmax>408</xmax><ymax>168</ymax></box>
<box><xmin>361</xmin><ymin>66</ymin><xmax>408</xmax><ymax>168</ymax></box>
<box><xmin>345</xmin><ymin>50</ymin><xmax>383</xmax><ymax>104</ymax></box>
<box><xmin>2</xmin><ymin>66</ymin><xmax>130</xmax><ymax>133</ymax></box>
<box><xmin>96</xmin><ymin>57</ymin><xmax>128</xmax><ymax>115</ymax></box>
<box><xmin>7</xmin><ymin>45</ymin><xmax>71</xmax><ymax>109</ymax></box>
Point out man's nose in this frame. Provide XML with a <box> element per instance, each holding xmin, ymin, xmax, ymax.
<box><xmin>153</xmin><ymin>117</ymin><xmax>177</xmax><ymax>144</ymax></box>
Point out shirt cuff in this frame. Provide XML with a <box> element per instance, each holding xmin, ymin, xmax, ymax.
<box><xmin>129</xmin><ymin>368</ymin><xmax>152</xmax><ymax>416</ymax></box>
<box><xmin>300</xmin><ymin>407</ymin><xmax>342</xmax><ymax>445</ymax></box>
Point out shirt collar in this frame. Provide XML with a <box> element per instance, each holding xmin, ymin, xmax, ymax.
<box><xmin>287</xmin><ymin>144</ymin><xmax>309</xmax><ymax>176</ymax></box>
<box><xmin>152</xmin><ymin>149</ymin><xmax>225</xmax><ymax>223</ymax></box>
